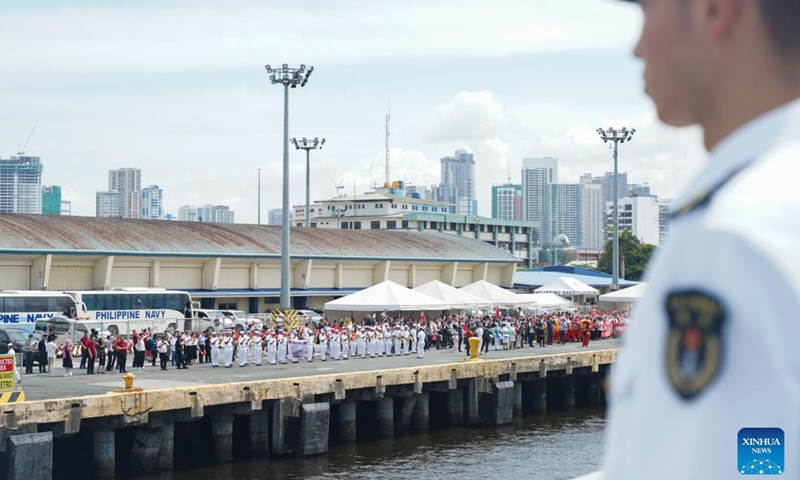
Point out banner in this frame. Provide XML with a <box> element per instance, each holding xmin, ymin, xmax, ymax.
<box><xmin>289</xmin><ymin>340</ymin><xmax>307</xmax><ymax>359</ymax></box>
<box><xmin>0</xmin><ymin>354</ymin><xmax>15</xmax><ymax>391</ymax></box>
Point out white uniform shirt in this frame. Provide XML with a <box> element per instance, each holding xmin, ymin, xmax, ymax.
<box><xmin>603</xmin><ymin>99</ymin><xmax>800</xmax><ymax>479</ymax></box>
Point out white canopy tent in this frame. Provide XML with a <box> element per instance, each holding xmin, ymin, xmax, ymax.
<box><xmin>413</xmin><ymin>280</ymin><xmax>493</xmax><ymax>309</ymax></box>
<box><xmin>534</xmin><ymin>277</ymin><xmax>599</xmax><ymax>296</ymax></box>
<box><xmin>459</xmin><ymin>280</ymin><xmax>528</xmax><ymax>307</ymax></box>
<box><xmin>324</xmin><ymin>280</ymin><xmax>449</xmax><ymax>312</ymax></box>
<box><xmin>599</xmin><ymin>282</ymin><xmax>648</xmax><ymax>303</ymax></box>
<box><xmin>516</xmin><ymin>293</ymin><xmax>572</xmax><ymax>309</ymax></box>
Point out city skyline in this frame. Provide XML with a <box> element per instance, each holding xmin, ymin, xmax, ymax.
<box><xmin>0</xmin><ymin>0</ymin><xmax>706</xmax><ymax>223</ymax></box>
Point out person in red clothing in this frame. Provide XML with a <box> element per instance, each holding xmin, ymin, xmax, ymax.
<box><xmin>581</xmin><ymin>321</ymin><xmax>591</xmax><ymax>347</ymax></box>
<box><xmin>87</xmin><ymin>335</ymin><xmax>97</xmax><ymax>375</ymax></box>
<box><xmin>113</xmin><ymin>334</ymin><xmax>129</xmax><ymax>373</ymax></box>
<box><xmin>79</xmin><ymin>331</ymin><xmax>91</xmax><ymax>370</ymax></box>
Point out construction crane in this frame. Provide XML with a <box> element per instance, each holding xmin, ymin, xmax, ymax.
<box><xmin>17</xmin><ymin>126</ymin><xmax>36</xmax><ymax>155</ymax></box>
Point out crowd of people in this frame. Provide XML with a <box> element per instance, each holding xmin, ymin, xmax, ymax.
<box><xmin>19</xmin><ymin>308</ymin><xmax>629</xmax><ymax>377</ymax></box>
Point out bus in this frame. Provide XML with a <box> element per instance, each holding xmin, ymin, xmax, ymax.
<box><xmin>65</xmin><ymin>288</ymin><xmax>193</xmax><ymax>336</ymax></box>
<box><xmin>0</xmin><ymin>291</ymin><xmax>78</xmax><ymax>332</ymax></box>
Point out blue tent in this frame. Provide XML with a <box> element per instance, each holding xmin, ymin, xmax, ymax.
<box><xmin>514</xmin><ymin>266</ymin><xmax>638</xmax><ymax>289</ymax></box>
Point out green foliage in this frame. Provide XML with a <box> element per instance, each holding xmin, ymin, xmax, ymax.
<box><xmin>597</xmin><ymin>228</ymin><xmax>657</xmax><ymax>281</ymax></box>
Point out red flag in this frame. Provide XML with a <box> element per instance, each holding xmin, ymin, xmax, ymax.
<box><xmin>495</xmin><ymin>306</ymin><xmax>501</xmax><ymax>319</ymax></box>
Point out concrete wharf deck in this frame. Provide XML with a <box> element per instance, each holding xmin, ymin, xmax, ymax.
<box><xmin>1</xmin><ymin>340</ymin><xmax>620</xmax><ymax>478</ymax></box>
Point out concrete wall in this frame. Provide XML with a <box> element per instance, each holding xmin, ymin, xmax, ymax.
<box><xmin>0</xmin><ymin>349</ymin><xmax>616</xmax><ymax>476</ymax></box>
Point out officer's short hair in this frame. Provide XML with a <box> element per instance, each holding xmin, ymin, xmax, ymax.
<box><xmin>757</xmin><ymin>0</ymin><xmax>800</xmax><ymax>61</ymax></box>
<box><xmin>624</xmin><ymin>0</ymin><xmax>800</xmax><ymax>60</ymax></box>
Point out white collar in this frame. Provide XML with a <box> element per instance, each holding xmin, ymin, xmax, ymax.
<box><xmin>674</xmin><ymin>98</ymin><xmax>800</xmax><ymax>212</ymax></box>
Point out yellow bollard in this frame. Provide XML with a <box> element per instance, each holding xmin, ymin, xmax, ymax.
<box><xmin>123</xmin><ymin>372</ymin><xmax>136</xmax><ymax>389</ymax></box>
<box><xmin>469</xmin><ymin>337</ymin><xmax>480</xmax><ymax>360</ymax></box>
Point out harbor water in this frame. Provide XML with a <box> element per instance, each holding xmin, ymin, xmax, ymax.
<box><xmin>136</xmin><ymin>408</ymin><xmax>606</xmax><ymax>480</ymax></box>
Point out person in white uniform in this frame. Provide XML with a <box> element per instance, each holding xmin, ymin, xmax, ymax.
<box><xmin>266</xmin><ymin>333</ymin><xmax>277</xmax><ymax>365</ymax></box>
<box><xmin>222</xmin><ymin>333</ymin><xmax>234</xmax><ymax>368</ymax></box>
<box><xmin>303</xmin><ymin>328</ymin><xmax>314</xmax><ymax>363</ymax></box>
<box><xmin>237</xmin><ymin>334</ymin><xmax>249</xmax><ymax>367</ymax></box>
<box><xmin>251</xmin><ymin>332</ymin><xmax>263</xmax><ymax>366</ymax></box>
<box><xmin>416</xmin><ymin>329</ymin><xmax>426</xmax><ymax>359</ymax></box>
<box><xmin>341</xmin><ymin>330</ymin><xmax>350</xmax><ymax>360</ymax></box>
<box><xmin>392</xmin><ymin>328</ymin><xmax>401</xmax><ymax>356</ymax></box>
<box><xmin>277</xmin><ymin>334</ymin><xmax>288</xmax><ymax>365</ymax></box>
<box><xmin>319</xmin><ymin>331</ymin><xmax>329</xmax><ymax>361</ymax></box>
<box><xmin>383</xmin><ymin>329</ymin><xmax>392</xmax><ymax>357</ymax></box>
<box><xmin>330</xmin><ymin>331</ymin><xmax>341</xmax><ymax>360</ymax></box>
<box><xmin>357</xmin><ymin>329</ymin><xmax>367</xmax><ymax>358</ymax></box>
<box><xmin>210</xmin><ymin>332</ymin><xmax>220</xmax><ymax>367</ymax></box>
<box><xmin>603</xmin><ymin>1</ymin><xmax>800</xmax><ymax>479</ymax></box>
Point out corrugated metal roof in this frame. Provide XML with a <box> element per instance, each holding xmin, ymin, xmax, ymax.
<box><xmin>0</xmin><ymin>214</ymin><xmax>518</xmax><ymax>263</ymax></box>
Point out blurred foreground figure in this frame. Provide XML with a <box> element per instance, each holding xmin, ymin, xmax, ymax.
<box><xmin>604</xmin><ymin>0</ymin><xmax>800</xmax><ymax>478</ymax></box>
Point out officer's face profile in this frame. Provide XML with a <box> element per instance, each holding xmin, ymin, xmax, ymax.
<box><xmin>633</xmin><ymin>0</ymin><xmax>706</xmax><ymax>127</ymax></box>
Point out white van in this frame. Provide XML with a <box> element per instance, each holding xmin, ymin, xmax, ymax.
<box><xmin>194</xmin><ymin>309</ymin><xmax>237</xmax><ymax>331</ymax></box>
<box><xmin>34</xmin><ymin>315</ymin><xmax>91</xmax><ymax>348</ymax></box>
<box><xmin>220</xmin><ymin>310</ymin><xmax>259</xmax><ymax>331</ymax></box>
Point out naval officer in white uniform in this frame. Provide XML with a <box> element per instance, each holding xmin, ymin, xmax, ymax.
<box><xmin>604</xmin><ymin>0</ymin><xmax>800</xmax><ymax>479</ymax></box>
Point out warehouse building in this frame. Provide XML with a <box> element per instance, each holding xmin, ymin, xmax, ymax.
<box><xmin>0</xmin><ymin>214</ymin><xmax>519</xmax><ymax>311</ymax></box>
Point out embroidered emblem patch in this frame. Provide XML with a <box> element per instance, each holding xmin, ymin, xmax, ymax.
<box><xmin>665</xmin><ymin>290</ymin><xmax>726</xmax><ymax>400</ymax></box>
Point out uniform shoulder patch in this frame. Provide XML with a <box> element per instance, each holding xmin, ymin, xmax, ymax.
<box><xmin>665</xmin><ymin>290</ymin><xmax>726</xmax><ymax>400</ymax></box>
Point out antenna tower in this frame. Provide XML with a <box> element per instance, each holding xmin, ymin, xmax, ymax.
<box><xmin>506</xmin><ymin>152</ymin><xmax>511</xmax><ymax>184</ymax></box>
<box><xmin>385</xmin><ymin>99</ymin><xmax>391</xmax><ymax>184</ymax></box>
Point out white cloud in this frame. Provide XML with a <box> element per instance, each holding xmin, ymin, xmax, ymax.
<box><xmin>0</xmin><ymin>0</ymin><xmax>715</xmax><ymax>225</ymax></box>
<box><xmin>0</xmin><ymin>0</ymin><xmax>640</xmax><ymax>75</ymax></box>
<box><xmin>422</xmin><ymin>91</ymin><xmax>525</xmax><ymax>143</ymax></box>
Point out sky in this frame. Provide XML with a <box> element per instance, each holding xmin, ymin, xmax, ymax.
<box><xmin>0</xmin><ymin>0</ymin><xmax>707</xmax><ymax>222</ymax></box>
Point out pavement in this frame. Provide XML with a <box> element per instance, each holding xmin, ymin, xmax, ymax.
<box><xmin>15</xmin><ymin>339</ymin><xmax>621</xmax><ymax>401</ymax></box>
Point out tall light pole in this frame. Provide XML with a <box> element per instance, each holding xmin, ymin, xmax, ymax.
<box><xmin>257</xmin><ymin>167</ymin><xmax>262</xmax><ymax>225</ymax></box>
<box><xmin>265</xmin><ymin>63</ymin><xmax>314</xmax><ymax>310</ymax></box>
<box><xmin>597</xmin><ymin>127</ymin><xmax>636</xmax><ymax>291</ymax></box>
<box><xmin>290</xmin><ymin>136</ymin><xmax>325</xmax><ymax>228</ymax></box>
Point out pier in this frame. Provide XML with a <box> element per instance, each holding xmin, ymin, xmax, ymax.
<box><xmin>0</xmin><ymin>342</ymin><xmax>618</xmax><ymax>478</ymax></box>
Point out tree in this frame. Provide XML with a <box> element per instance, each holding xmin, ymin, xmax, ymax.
<box><xmin>597</xmin><ymin>228</ymin><xmax>657</xmax><ymax>282</ymax></box>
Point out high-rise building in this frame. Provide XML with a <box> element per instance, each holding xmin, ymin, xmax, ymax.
<box><xmin>0</xmin><ymin>156</ymin><xmax>43</xmax><ymax>214</ymax></box>
<box><xmin>592</xmin><ymin>171</ymin><xmax>628</xmax><ymax>203</ymax></box>
<box><xmin>96</xmin><ymin>191</ymin><xmax>120</xmax><ymax>218</ymax></box>
<box><xmin>178</xmin><ymin>205</ymin><xmax>196</xmax><ymax>222</ymax></box>
<box><xmin>108</xmin><ymin>168</ymin><xmax>141</xmax><ymax>219</ymax></box>
<box><xmin>42</xmin><ymin>185</ymin><xmax>61</xmax><ymax>215</ymax></box>
<box><xmin>547</xmin><ymin>182</ymin><xmax>605</xmax><ymax>249</ymax></box>
<box><xmin>491</xmin><ymin>184</ymin><xmax>523</xmax><ymax>221</ymax></box>
<box><xmin>404</xmin><ymin>184</ymin><xmax>434</xmax><ymax>201</ymax></box>
<box><xmin>550</xmin><ymin>184</ymin><xmax>579</xmax><ymax>245</ymax></box>
<box><xmin>140</xmin><ymin>185</ymin><xmax>163</xmax><ymax>220</ymax></box>
<box><xmin>659</xmin><ymin>199</ymin><xmax>672</xmax><ymax>246</ymax></box>
<box><xmin>197</xmin><ymin>204</ymin><xmax>234</xmax><ymax>224</ymax></box>
<box><xmin>180</xmin><ymin>204</ymin><xmax>235</xmax><ymax>224</ymax></box>
<box><xmin>579</xmin><ymin>183</ymin><xmax>605</xmax><ymax>249</ymax></box>
<box><xmin>606</xmin><ymin>196</ymin><xmax>661</xmax><ymax>246</ymax></box>
<box><xmin>435</xmin><ymin>149</ymin><xmax>477</xmax><ymax>215</ymax></box>
<box><xmin>60</xmin><ymin>200</ymin><xmax>72</xmax><ymax>215</ymax></box>
<box><xmin>267</xmin><ymin>208</ymin><xmax>282</xmax><ymax>225</ymax></box>
<box><xmin>522</xmin><ymin>157</ymin><xmax>558</xmax><ymax>243</ymax></box>
<box><xmin>629</xmin><ymin>183</ymin><xmax>655</xmax><ymax>198</ymax></box>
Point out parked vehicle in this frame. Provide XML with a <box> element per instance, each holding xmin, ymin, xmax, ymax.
<box><xmin>194</xmin><ymin>309</ymin><xmax>235</xmax><ymax>331</ymax></box>
<box><xmin>0</xmin><ymin>327</ymin><xmax>33</xmax><ymax>354</ymax></box>
<box><xmin>0</xmin><ymin>291</ymin><xmax>78</xmax><ymax>333</ymax></box>
<box><xmin>0</xmin><ymin>327</ymin><xmax>32</xmax><ymax>366</ymax></box>
<box><xmin>33</xmin><ymin>315</ymin><xmax>90</xmax><ymax>349</ymax></box>
<box><xmin>66</xmin><ymin>288</ymin><xmax>191</xmax><ymax>335</ymax></box>
<box><xmin>219</xmin><ymin>310</ymin><xmax>255</xmax><ymax>332</ymax></box>
<box><xmin>295</xmin><ymin>309</ymin><xmax>323</xmax><ymax>328</ymax></box>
